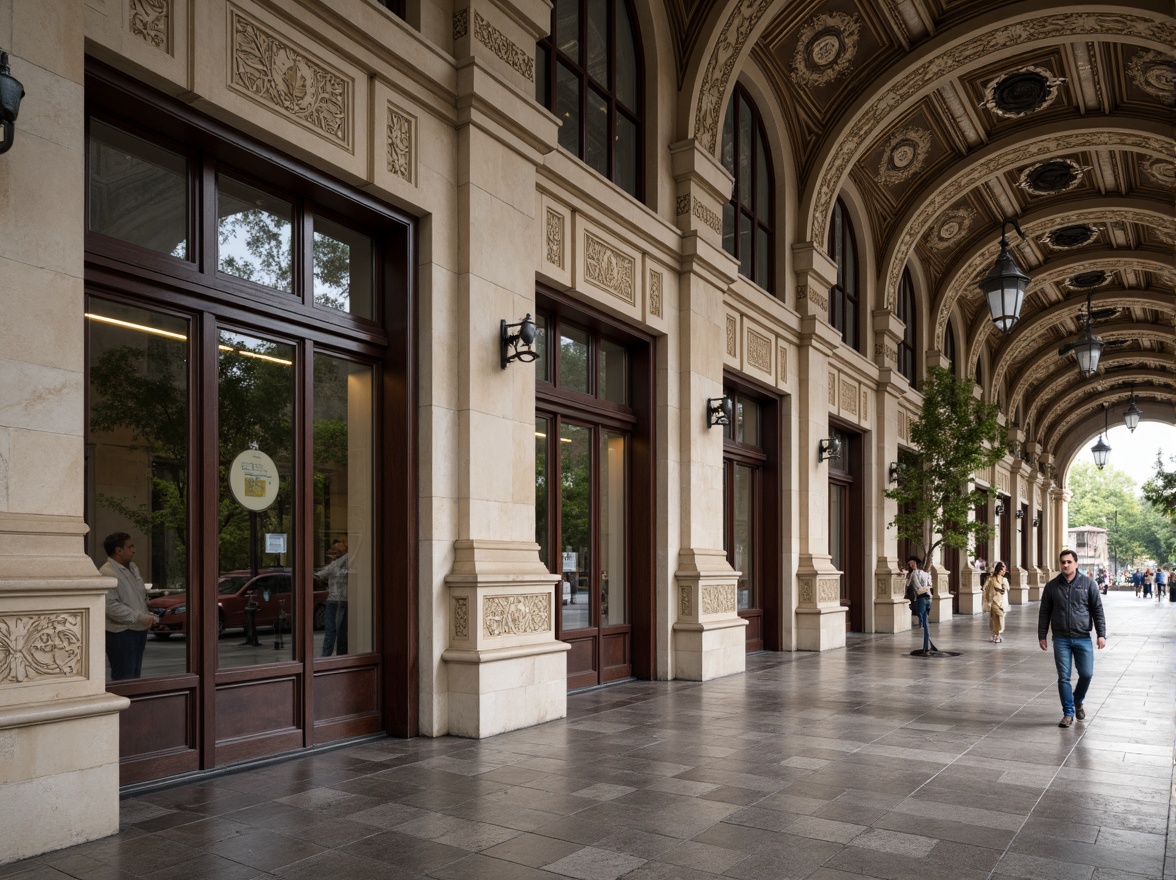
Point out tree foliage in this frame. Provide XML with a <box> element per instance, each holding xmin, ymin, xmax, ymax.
<box><xmin>1068</xmin><ymin>459</ymin><xmax>1176</xmax><ymax>567</ymax></box>
<box><xmin>1142</xmin><ymin>452</ymin><xmax>1176</xmax><ymax>524</ymax></box>
<box><xmin>886</xmin><ymin>366</ymin><xmax>1008</xmax><ymax>563</ymax></box>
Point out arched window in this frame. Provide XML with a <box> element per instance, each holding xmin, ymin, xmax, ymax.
<box><xmin>537</xmin><ymin>0</ymin><xmax>643</xmax><ymax>199</ymax></box>
<box><xmin>721</xmin><ymin>84</ymin><xmax>774</xmax><ymax>292</ymax></box>
<box><xmin>975</xmin><ymin>355</ymin><xmax>983</xmax><ymax>390</ymax></box>
<box><xmin>896</xmin><ymin>268</ymin><xmax>916</xmax><ymax>386</ymax></box>
<box><xmin>827</xmin><ymin>199</ymin><xmax>859</xmax><ymax>349</ymax></box>
<box><xmin>944</xmin><ymin>323</ymin><xmax>957</xmax><ymax>376</ymax></box>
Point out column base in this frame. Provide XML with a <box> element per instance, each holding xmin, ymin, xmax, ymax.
<box><xmin>673</xmin><ymin>548</ymin><xmax>747</xmax><ymax>680</ymax></box>
<box><xmin>441</xmin><ymin>642</ymin><xmax>570</xmax><ymax>738</ymax></box>
<box><xmin>872</xmin><ymin>567</ymin><xmax>909</xmax><ymax>633</ymax></box>
<box><xmin>929</xmin><ymin>594</ymin><xmax>953</xmax><ymax>623</ymax></box>
<box><xmin>956</xmin><ymin>571</ymin><xmax>985</xmax><ymax>615</ymax></box>
<box><xmin>796</xmin><ymin>606</ymin><xmax>846</xmax><ymax>651</ymax></box>
<box><xmin>672</xmin><ymin>617</ymin><xmax>747</xmax><ymax>680</ymax></box>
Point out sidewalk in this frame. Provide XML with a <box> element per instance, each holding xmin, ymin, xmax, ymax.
<box><xmin>4</xmin><ymin>591</ymin><xmax>1173</xmax><ymax>880</ymax></box>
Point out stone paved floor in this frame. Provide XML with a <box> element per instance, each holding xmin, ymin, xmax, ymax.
<box><xmin>4</xmin><ymin>591</ymin><xmax>1173</xmax><ymax>880</ymax></box>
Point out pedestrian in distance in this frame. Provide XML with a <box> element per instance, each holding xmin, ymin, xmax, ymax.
<box><xmin>1039</xmin><ymin>549</ymin><xmax>1106</xmax><ymax>729</ymax></box>
<box><xmin>982</xmin><ymin>561</ymin><xmax>1009</xmax><ymax>643</ymax></box>
<box><xmin>905</xmin><ymin>555</ymin><xmax>934</xmax><ymax>655</ymax></box>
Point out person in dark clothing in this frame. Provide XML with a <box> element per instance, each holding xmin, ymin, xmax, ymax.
<box><xmin>1039</xmin><ymin>549</ymin><xmax>1106</xmax><ymax>728</ymax></box>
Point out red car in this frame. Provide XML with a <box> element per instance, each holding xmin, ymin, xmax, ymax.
<box><xmin>149</xmin><ymin>569</ymin><xmax>327</xmax><ymax>638</ymax></box>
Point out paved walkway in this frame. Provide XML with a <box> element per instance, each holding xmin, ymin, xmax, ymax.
<box><xmin>5</xmin><ymin>591</ymin><xmax>1174</xmax><ymax>880</ymax></box>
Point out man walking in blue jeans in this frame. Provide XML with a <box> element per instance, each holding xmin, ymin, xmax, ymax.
<box><xmin>905</xmin><ymin>555</ymin><xmax>933</xmax><ymax>655</ymax></box>
<box><xmin>1039</xmin><ymin>549</ymin><xmax>1106</xmax><ymax>728</ymax></box>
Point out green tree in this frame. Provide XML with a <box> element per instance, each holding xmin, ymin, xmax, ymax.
<box><xmin>886</xmin><ymin>366</ymin><xmax>1008</xmax><ymax>562</ymax></box>
<box><xmin>1066</xmin><ymin>461</ymin><xmax>1176</xmax><ymax>568</ymax></box>
<box><xmin>1142</xmin><ymin>452</ymin><xmax>1176</xmax><ymax>524</ymax></box>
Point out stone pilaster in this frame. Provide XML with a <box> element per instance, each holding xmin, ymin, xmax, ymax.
<box><xmin>872</xmin><ymin>320</ymin><xmax>910</xmax><ymax>633</ymax></box>
<box><xmin>927</xmin><ymin>552</ymin><xmax>954</xmax><ymax>624</ymax></box>
<box><xmin>672</xmin><ymin>549</ymin><xmax>747</xmax><ymax>680</ymax></box>
<box><xmin>793</xmin><ymin>242</ymin><xmax>845</xmax><ymax>650</ymax></box>
<box><xmin>956</xmin><ymin>484</ymin><xmax>985</xmax><ymax>615</ymax></box>
<box><xmin>1007</xmin><ymin>453</ymin><xmax>1031</xmax><ymax>605</ymax></box>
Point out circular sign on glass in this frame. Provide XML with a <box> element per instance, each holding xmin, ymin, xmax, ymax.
<box><xmin>229</xmin><ymin>449</ymin><xmax>280</xmax><ymax>511</ymax></box>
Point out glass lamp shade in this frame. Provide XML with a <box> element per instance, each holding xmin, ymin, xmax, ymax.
<box><xmin>1123</xmin><ymin>400</ymin><xmax>1142</xmax><ymax>432</ymax></box>
<box><xmin>1090</xmin><ymin>435</ymin><xmax>1111</xmax><ymax>469</ymax></box>
<box><xmin>1071</xmin><ymin>324</ymin><xmax>1104</xmax><ymax>377</ymax></box>
<box><xmin>979</xmin><ymin>238</ymin><xmax>1030</xmax><ymax>332</ymax></box>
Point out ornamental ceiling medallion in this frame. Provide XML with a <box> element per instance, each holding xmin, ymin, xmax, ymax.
<box><xmin>1127</xmin><ymin>49</ymin><xmax>1176</xmax><ymax>102</ymax></box>
<box><xmin>1141</xmin><ymin>156</ymin><xmax>1176</xmax><ymax>188</ymax></box>
<box><xmin>1065</xmin><ymin>269</ymin><xmax>1112</xmax><ymax>290</ymax></box>
<box><xmin>791</xmin><ymin>12</ymin><xmax>861</xmax><ymax>88</ymax></box>
<box><xmin>981</xmin><ymin>66</ymin><xmax>1066</xmax><ymax>119</ymax></box>
<box><xmin>1040</xmin><ymin>223</ymin><xmax>1101</xmax><ymax>250</ymax></box>
<box><xmin>1017</xmin><ymin>157</ymin><xmax>1087</xmax><ymax>196</ymax></box>
<box><xmin>926</xmin><ymin>206</ymin><xmax>975</xmax><ymax>251</ymax></box>
<box><xmin>876</xmin><ymin>126</ymin><xmax>931</xmax><ymax>186</ymax></box>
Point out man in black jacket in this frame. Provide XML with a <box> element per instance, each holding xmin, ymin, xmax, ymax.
<box><xmin>1039</xmin><ymin>549</ymin><xmax>1106</xmax><ymax>728</ymax></box>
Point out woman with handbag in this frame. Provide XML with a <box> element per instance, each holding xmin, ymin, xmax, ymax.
<box><xmin>982</xmin><ymin>561</ymin><xmax>1009</xmax><ymax>643</ymax></box>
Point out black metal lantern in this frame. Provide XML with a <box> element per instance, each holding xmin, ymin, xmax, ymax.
<box><xmin>1123</xmin><ymin>387</ymin><xmax>1142</xmax><ymax>432</ymax></box>
<box><xmin>979</xmin><ymin>218</ymin><xmax>1030</xmax><ymax>332</ymax></box>
<box><xmin>500</xmin><ymin>313</ymin><xmax>539</xmax><ymax>368</ymax></box>
<box><xmin>0</xmin><ymin>50</ymin><xmax>25</xmax><ymax>155</ymax></box>
<box><xmin>1090</xmin><ymin>405</ymin><xmax>1111</xmax><ymax>470</ymax></box>
<box><xmin>1071</xmin><ymin>321</ymin><xmax>1104</xmax><ymax>378</ymax></box>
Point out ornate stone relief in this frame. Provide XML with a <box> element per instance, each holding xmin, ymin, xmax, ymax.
<box><xmin>875</xmin><ymin>342</ymin><xmax>897</xmax><ymax>363</ymax></box>
<box><xmin>726</xmin><ymin>315</ymin><xmax>737</xmax><ymax>356</ymax></box>
<box><xmin>778</xmin><ymin>345</ymin><xmax>787</xmax><ymax>381</ymax></box>
<box><xmin>483</xmin><ymin>594</ymin><xmax>550</xmax><ymax>637</ymax></box>
<box><xmin>1142</xmin><ymin>156</ymin><xmax>1175</xmax><ymax>188</ymax></box>
<box><xmin>693</xmin><ymin>0</ymin><xmax>774</xmax><ymax>153</ymax></box>
<box><xmin>996</xmin><ymin>471</ymin><xmax>1010</xmax><ymax>494</ymax></box>
<box><xmin>453</xmin><ymin>597</ymin><xmax>469</xmax><ymax>639</ymax></box>
<box><xmin>817</xmin><ymin>577</ymin><xmax>841</xmax><ymax>603</ymax></box>
<box><xmin>1017</xmin><ymin>157</ymin><xmax>1087</xmax><ymax>196</ymax></box>
<box><xmin>453</xmin><ymin>9</ymin><xmax>469</xmax><ymax>39</ymax></box>
<box><xmin>828</xmin><ymin>371</ymin><xmax>837</xmax><ymax>407</ymax></box>
<box><xmin>980</xmin><ymin>66</ymin><xmax>1065</xmax><ymax>119</ymax></box>
<box><xmin>679</xmin><ymin>586</ymin><xmax>692</xmax><ymax>616</ymax></box>
<box><xmin>473</xmin><ymin>11</ymin><xmax>534</xmax><ymax>82</ymax></box>
<box><xmin>876</xmin><ymin>126</ymin><xmax>931</xmax><ymax>187</ymax></box>
<box><xmin>898</xmin><ymin>408</ymin><xmax>910</xmax><ymax>442</ymax></box>
<box><xmin>1127</xmin><ymin>49</ymin><xmax>1175</xmax><ymax>101</ymax></box>
<box><xmin>130</xmin><ymin>0</ymin><xmax>170</xmax><ymax>52</ymax></box>
<box><xmin>861</xmin><ymin>391</ymin><xmax>868</xmax><ymax>420</ymax></box>
<box><xmin>791</xmin><ymin>12</ymin><xmax>862</xmax><ymax>89</ymax></box>
<box><xmin>583</xmin><ymin>233</ymin><xmax>635</xmax><ymax>304</ymax></box>
<box><xmin>841</xmin><ymin>379</ymin><xmax>857</xmax><ymax>415</ymax></box>
<box><xmin>546</xmin><ymin>208</ymin><xmax>564</xmax><ymax>269</ymax></box>
<box><xmin>675</xmin><ymin>194</ymin><xmax>690</xmax><ymax>215</ymax></box>
<box><xmin>649</xmin><ymin>270</ymin><xmax>663</xmax><ymax>318</ymax></box>
<box><xmin>799</xmin><ymin>577</ymin><xmax>814</xmax><ymax>603</ymax></box>
<box><xmin>925</xmin><ymin>206</ymin><xmax>975</xmax><ymax>251</ymax></box>
<box><xmin>230</xmin><ymin>9</ymin><xmax>351</xmax><ymax>147</ymax></box>
<box><xmin>810</xmin><ymin>12</ymin><xmax>1175</xmax><ymax>246</ymax></box>
<box><xmin>1039</xmin><ymin>223</ymin><xmax>1101</xmax><ymax>250</ymax></box>
<box><xmin>692</xmin><ymin>197</ymin><xmax>723</xmax><ymax>235</ymax></box>
<box><xmin>0</xmin><ymin>612</ymin><xmax>85</xmax><ymax>683</ymax></box>
<box><xmin>701</xmin><ymin>584</ymin><xmax>736</xmax><ymax>615</ymax></box>
<box><xmin>747</xmin><ymin>329</ymin><xmax>772</xmax><ymax>372</ymax></box>
<box><xmin>387</xmin><ymin>104</ymin><xmax>414</xmax><ymax>183</ymax></box>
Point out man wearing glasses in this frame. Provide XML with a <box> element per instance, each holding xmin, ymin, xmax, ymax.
<box><xmin>1039</xmin><ymin>549</ymin><xmax>1106</xmax><ymax>728</ymax></box>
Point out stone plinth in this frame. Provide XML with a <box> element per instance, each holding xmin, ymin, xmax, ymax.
<box><xmin>672</xmin><ymin>549</ymin><xmax>747</xmax><ymax>680</ymax></box>
<box><xmin>873</xmin><ymin>569</ymin><xmax>910</xmax><ymax>633</ymax></box>
<box><xmin>957</xmin><ymin>570</ymin><xmax>985</xmax><ymax>615</ymax></box>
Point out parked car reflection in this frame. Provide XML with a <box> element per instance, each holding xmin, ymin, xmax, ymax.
<box><xmin>148</xmin><ymin>569</ymin><xmax>327</xmax><ymax>638</ymax></box>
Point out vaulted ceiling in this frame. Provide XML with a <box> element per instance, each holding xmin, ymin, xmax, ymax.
<box><xmin>674</xmin><ymin>0</ymin><xmax>1174</xmax><ymax>474</ymax></box>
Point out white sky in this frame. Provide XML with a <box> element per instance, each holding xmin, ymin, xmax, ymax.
<box><xmin>1095</xmin><ymin>421</ymin><xmax>1176</xmax><ymax>489</ymax></box>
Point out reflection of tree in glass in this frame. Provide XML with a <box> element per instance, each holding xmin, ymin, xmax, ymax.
<box><xmin>90</xmin><ymin>337</ymin><xmax>189</xmax><ymax>582</ymax></box>
<box><xmin>219</xmin><ymin>208</ymin><xmax>292</xmax><ymax>291</ymax></box>
<box><xmin>560</xmin><ymin>428</ymin><xmax>591</xmax><ymax>576</ymax></box>
<box><xmin>313</xmin><ymin>232</ymin><xmax>351</xmax><ymax>312</ymax></box>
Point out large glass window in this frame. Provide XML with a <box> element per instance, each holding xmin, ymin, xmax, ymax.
<box><xmin>87</xmin><ymin>300</ymin><xmax>190</xmax><ymax>681</ymax></box>
<box><xmin>945</xmin><ymin>322</ymin><xmax>958</xmax><ymax>375</ymax></box>
<box><xmin>313</xmin><ymin>216</ymin><xmax>374</xmax><ymax>320</ymax></box>
<box><xmin>538</xmin><ymin>0</ymin><xmax>643</xmax><ymax>198</ymax></box>
<box><xmin>827</xmin><ymin>198</ymin><xmax>859</xmax><ymax>350</ymax></box>
<box><xmin>217</xmin><ymin>176</ymin><xmax>294</xmax><ymax>292</ymax></box>
<box><xmin>88</xmin><ymin>119</ymin><xmax>189</xmax><ymax>259</ymax></box>
<box><xmin>897</xmin><ymin>268</ymin><xmax>917</xmax><ymax>386</ymax></box>
<box><xmin>721</xmin><ymin>83</ymin><xmax>774</xmax><ymax>293</ymax></box>
<box><xmin>723</xmin><ymin>392</ymin><xmax>765</xmax><ymax>615</ymax></box>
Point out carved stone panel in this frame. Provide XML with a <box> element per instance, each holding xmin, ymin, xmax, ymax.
<box><xmin>483</xmin><ymin>594</ymin><xmax>550</xmax><ymax>637</ymax></box>
<box><xmin>817</xmin><ymin>577</ymin><xmax>841</xmax><ymax>604</ymax></box>
<box><xmin>387</xmin><ymin>103</ymin><xmax>415</xmax><ymax>183</ymax></box>
<box><xmin>583</xmin><ymin>233</ymin><xmax>635</xmax><ymax>304</ymax></box>
<box><xmin>229</xmin><ymin>8</ymin><xmax>352</xmax><ymax>148</ymax></box>
<box><xmin>701</xmin><ymin>584</ymin><xmax>736</xmax><ymax>615</ymax></box>
<box><xmin>473</xmin><ymin>11</ymin><xmax>534</xmax><ymax>82</ymax></box>
<box><xmin>0</xmin><ymin>612</ymin><xmax>85</xmax><ymax>684</ymax></box>
<box><xmin>746</xmin><ymin>329</ymin><xmax>772</xmax><ymax>373</ymax></box>
<box><xmin>679</xmin><ymin>586</ymin><xmax>692</xmax><ymax>617</ymax></box>
<box><xmin>648</xmin><ymin>269</ymin><xmax>663</xmax><ymax>318</ymax></box>
<box><xmin>453</xmin><ymin>597</ymin><xmax>469</xmax><ymax>639</ymax></box>
<box><xmin>546</xmin><ymin>208</ymin><xmax>564</xmax><ymax>269</ymax></box>
<box><xmin>130</xmin><ymin>0</ymin><xmax>171</xmax><ymax>53</ymax></box>
<box><xmin>726</xmin><ymin>315</ymin><xmax>737</xmax><ymax>357</ymax></box>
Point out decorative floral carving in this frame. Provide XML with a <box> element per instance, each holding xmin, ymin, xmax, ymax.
<box><xmin>130</xmin><ymin>0</ymin><xmax>169</xmax><ymax>52</ymax></box>
<box><xmin>828</xmin><ymin>372</ymin><xmax>837</xmax><ymax>406</ymax></box>
<box><xmin>694</xmin><ymin>0</ymin><xmax>773</xmax><ymax>152</ymax></box>
<box><xmin>799</xmin><ymin>577</ymin><xmax>814</xmax><ymax>603</ymax></box>
<box><xmin>679</xmin><ymin>586</ymin><xmax>692</xmax><ymax>616</ymax></box>
<box><xmin>876</xmin><ymin>126</ymin><xmax>931</xmax><ymax>186</ymax></box>
<box><xmin>675</xmin><ymin>194</ymin><xmax>691</xmax><ymax>215</ymax></box>
<box><xmin>583</xmin><ymin>233</ymin><xmax>635</xmax><ymax>304</ymax></box>
<box><xmin>875</xmin><ymin>343</ymin><xmax>897</xmax><ymax>363</ymax></box>
<box><xmin>453</xmin><ymin>597</ymin><xmax>469</xmax><ymax>639</ymax></box>
<box><xmin>898</xmin><ymin>408</ymin><xmax>909</xmax><ymax>442</ymax></box>
<box><xmin>453</xmin><ymin>8</ymin><xmax>469</xmax><ymax>39</ymax></box>
<box><xmin>726</xmin><ymin>315</ymin><xmax>737</xmax><ymax>356</ymax></box>
<box><xmin>0</xmin><ymin>612</ymin><xmax>84</xmax><ymax>683</ymax></box>
<box><xmin>1142</xmin><ymin>156</ymin><xmax>1175</xmax><ymax>188</ymax></box>
<box><xmin>861</xmin><ymin>391</ymin><xmax>868</xmax><ymax>420</ymax></box>
<box><xmin>649</xmin><ymin>269</ymin><xmax>663</xmax><ymax>317</ymax></box>
<box><xmin>791</xmin><ymin>12</ymin><xmax>861</xmax><ymax>88</ymax></box>
<box><xmin>692</xmin><ymin>197</ymin><xmax>723</xmax><ymax>234</ymax></box>
<box><xmin>387</xmin><ymin>104</ymin><xmax>414</xmax><ymax>183</ymax></box>
<box><xmin>702</xmin><ymin>584</ymin><xmax>736</xmax><ymax>615</ymax></box>
<box><xmin>473</xmin><ymin>11</ymin><xmax>534</xmax><ymax>82</ymax></box>
<box><xmin>230</xmin><ymin>10</ymin><xmax>350</xmax><ymax>146</ymax></box>
<box><xmin>747</xmin><ymin>329</ymin><xmax>771</xmax><ymax>372</ymax></box>
<box><xmin>980</xmin><ymin>66</ymin><xmax>1065</xmax><ymax>119</ymax></box>
<box><xmin>818</xmin><ymin>578</ymin><xmax>841</xmax><ymax>603</ymax></box>
<box><xmin>546</xmin><ymin>208</ymin><xmax>564</xmax><ymax>268</ymax></box>
<box><xmin>483</xmin><ymin>594</ymin><xmax>549</xmax><ymax>637</ymax></box>
<box><xmin>1017</xmin><ymin>157</ymin><xmax>1087</xmax><ymax>195</ymax></box>
<box><xmin>1127</xmin><ymin>49</ymin><xmax>1175</xmax><ymax>101</ymax></box>
<box><xmin>778</xmin><ymin>345</ymin><xmax>787</xmax><ymax>380</ymax></box>
<box><xmin>926</xmin><ymin>206</ymin><xmax>975</xmax><ymax>251</ymax></box>
<box><xmin>841</xmin><ymin>379</ymin><xmax>857</xmax><ymax>415</ymax></box>
<box><xmin>808</xmin><ymin>287</ymin><xmax>829</xmax><ymax>310</ymax></box>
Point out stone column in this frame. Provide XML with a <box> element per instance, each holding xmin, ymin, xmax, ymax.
<box><xmin>792</xmin><ymin>243</ymin><xmax>845</xmax><ymax>650</ymax></box>
<box><xmin>0</xmin><ymin>4</ymin><xmax>129</xmax><ymax>863</ymax></box>
<box><xmin>436</xmin><ymin>0</ymin><xmax>568</xmax><ymax>737</ymax></box>
<box><xmin>1047</xmin><ymin>485</ymin><xmax>1069</xmax><ymax>582</ymax></box>
<box><xmin>956</xmin><ymin>480</ymin><xmax>985</xmax><ymax>616</ymax></box>
<box><xmin>871</xmin><ymin>309</ymin><xmax>909</xmax><ymax>632</ymax></box>
<box><xmin>927</xmin><ymin>547</ymin><xmax>954</xmax><ymax>624</ymax></box>
<box><xmin>1025</xmin><ymin>447</ymin><xmax>1045</xmax><ymax>599</ymax></box>
<box><xmin>1007</xmin><ymin>454</ymin><xmax>1031</xmax><ymax>605</ymax></box>
<box><xmin>668</xmin><ymin>140</ymin><xmax>746</xmax><ymax>680</ymax></box>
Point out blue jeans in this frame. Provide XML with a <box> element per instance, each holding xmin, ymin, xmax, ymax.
<box><xmin>1052</xmin><ymin>636</ymin><xmax>1093</xmax><ymax>717</ymax></box>
<box><xmin>105</xmin><ymin>629</ymin><xmax>147</xmax><ymax>680</ymax></box>
<box><xmin>321</xmin><ymin>600</ymin><xmax>348</xmax><ymax>656</ymax></box>
<box><xmin>915</xmin><ymin>595</ymin><xmax>932</xmax><ymax>652</ymax></box>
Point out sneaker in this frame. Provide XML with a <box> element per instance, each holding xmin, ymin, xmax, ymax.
<box><xmin>1058</xmin><ymin>716</ymin><xmax>1074</xmax><ymax>728</ymax></box>
<box><xmin>1075</xmin><ymin>704</ymin><xmax>1085</xmax><ymax>720</ymax></box>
